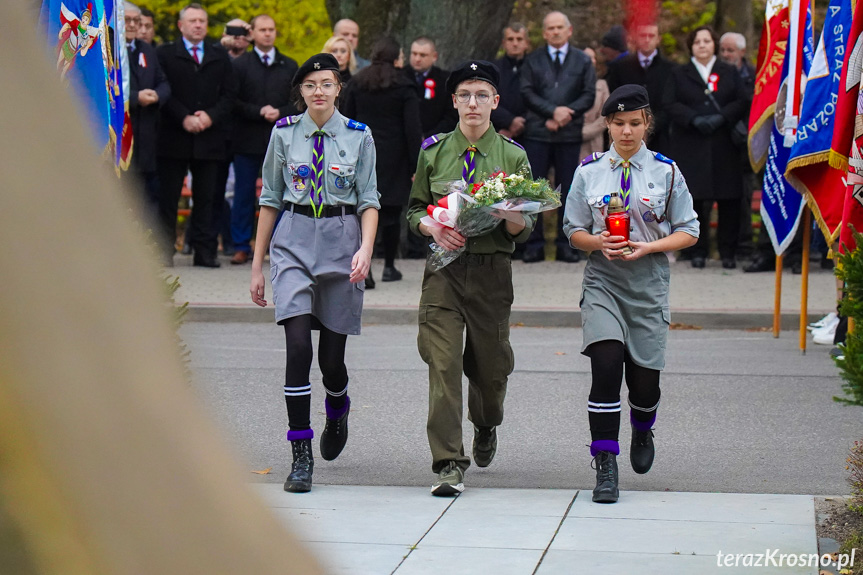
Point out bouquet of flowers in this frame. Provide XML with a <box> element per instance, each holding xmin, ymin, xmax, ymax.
<box><xmin>420</xmin><ymin>169</ymin><xmax>561</xmax><ymax>270</ymax></box>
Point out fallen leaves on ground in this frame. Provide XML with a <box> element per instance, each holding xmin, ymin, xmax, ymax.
<box><xmin>555</xmin><ymin>351</ymin><xmax>566</xmax><ymax>355</ymax></box>
<box><xmin>251</xmin><ymin>467</ymin><xmax>272</xmax><ymax>475</ymax></box>
<box><xmin>669</xmin><ymin>323</ymin><xmax>702</xmax><ymax>330</ymax></box>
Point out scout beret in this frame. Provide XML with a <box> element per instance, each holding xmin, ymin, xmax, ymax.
<box><xmin>602</xmin><ymin>84</ymin><xmax>650</xmax><ymax>116</ymax></box>
<box><xmin>601</xmin><ymin>25</ymin><xmax>628</xmax><ymax>53</ymax></box>
<box><xmin>445</xmin><ymin>60</ymin><xmax>500</xmax><ymax>94</ymax></box>
<box><xmin>293</xmin><ymin>53</ymin><xmax>340</xmax><ymax>87</ymax></box>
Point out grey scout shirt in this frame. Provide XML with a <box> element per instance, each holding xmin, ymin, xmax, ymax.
<box><xmin>259</xmin><ymin>109</ymin><xmax>381</xmax><ymax>213</ymax></box>
<box><xmin>563</xmin><ymin>143</ymin><xmax>699</xmax><ymax>244</ymax></box>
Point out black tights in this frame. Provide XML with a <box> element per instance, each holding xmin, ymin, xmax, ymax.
<box><xmin>282</xmin><ymin>315</ymin><xmax>348</xmax><ymax>431</ymax></box>
<box><xmin>586</xmin><ymin>340</ymin><xmax>660</xmax><ymax>442</ymax></box>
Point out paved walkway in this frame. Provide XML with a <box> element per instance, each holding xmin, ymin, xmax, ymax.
<box><xmin>172</xmin><ymin>255</ymin><xmax>839</xmax><ymax>329</ymax></box>
<box><xmin>251</xmin><ymin>484</ymin><xmax>825</xmax><ymax>575</ymax></box>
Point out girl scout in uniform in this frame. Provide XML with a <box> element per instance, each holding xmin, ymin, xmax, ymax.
<box><xmin>250</xmin><ymin>53</ymin><xmax>380</xmax><ymax>493</ymax></box>
<box><xmin>562</xmin><ymin>85</ymin><xmax>699</xmax><ymax>503</ymax></box>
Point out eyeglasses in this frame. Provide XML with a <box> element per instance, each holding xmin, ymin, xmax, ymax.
<box><xmin>300</xmin><ymin>82</ymin><xmax>338</xmax><ymax>95</ymax></box>
<box><xmin>455</xmin><ymin>91</ymin><xmax>494</xmax><ymax>104</ymax></box>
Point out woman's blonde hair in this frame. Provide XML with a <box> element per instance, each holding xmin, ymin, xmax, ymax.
<box><xmin>322</xmin><ymin>36</ymin><xmax>357</xmax><ymax>74</ymax></box>
<box><xmin>606</xmin><ymin>108</ymin><xmax>655</xmax><ymax>142</ymax></box>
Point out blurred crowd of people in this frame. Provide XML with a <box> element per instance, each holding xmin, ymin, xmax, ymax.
<box><xmin>124</xmin><ymin>3</ymin><xmax>820</xmax><ymax>281</ymax></box>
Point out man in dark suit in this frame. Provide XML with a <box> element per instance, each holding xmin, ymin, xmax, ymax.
<box><xmin>605</xmin><ymin>23</ymin><xmax>675</xmax><ymax>155</ymax></box>
<box><xmin>229</xmin><ymin>14</ymin><xmax>298</xmax><ymax>265</ymax></box>
<box><xmin>520</xmin><ymin>10</ymin><xmax>596</xmax><ymax>263</ymax></box>
<box><xmin>138</xmin><ymin>7</ymin><xmax>156</xmax><ymax>45</ymax></box>
<box><xmin>491</xmin><ymin>22</ymin><xmax>529</xmax><ymax>140</ymax></box>
<box><xmin>409</xmin><ymin>37</ymin><xmax>457</xmax><ymax>138</ymax></box>
<box><xmin>125</xmin><ymin>2</ymin><xmax>170</xmax><ymax>220</ymax></box>
<box><xmin>156</xmin><ymin>3</ymin><xmax>237</xmax><ymax>268</ymax></box>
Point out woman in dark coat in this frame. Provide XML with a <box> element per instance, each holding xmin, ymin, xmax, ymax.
<box><xmin>341</xmin><ymin>37</ymin><xmax>422</xmax><ymax>282</ymax></box>
<box><xmin>663</xmin><ymin>25</ymin><xmax>748</xmax><ymax>269</ymax></box>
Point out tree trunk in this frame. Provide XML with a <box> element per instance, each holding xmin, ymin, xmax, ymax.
<box><xmin>326</xmin><ymin>0</ymin><xmax>516</xmax><ymax>69</ymax></box>
<box><xmin>714</xmin><ymin>0</ymin><xmax>754</xmax><ymax>53</ymax></box>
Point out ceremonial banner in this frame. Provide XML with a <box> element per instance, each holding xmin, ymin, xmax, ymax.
<box><xmin>760</xmin><ymin>0</ymin><xmax>814</xmax><ymax>255</ymax></box>
<box><xmin>750</xmin><ymin>0</ymin><xmax>791</xmax><ymax>170</ymax></box>
<box><xmin>104</xmin><ymin>0</ymin><xmax>133</xmax><ymax>170</ymax></box>
<box><xmin>40</xmin><ymin>0</ymin><xmax>112</xmax><ymax>156</ymax></box>
<box><xmin>785</xmin><ymin>0</ymin><xmax>851</xmax><ymax>244</ymax></box>
<box><xmin>831</xmin><ymin>0</ymin><xmax>863</xmax><ymax>252</ymax></box>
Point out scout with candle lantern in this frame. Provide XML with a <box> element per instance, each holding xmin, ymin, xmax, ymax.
<box><xmin>562</xmin><ymin>84</ymin><xmax>699</xmax><ymax>504</ymax></box>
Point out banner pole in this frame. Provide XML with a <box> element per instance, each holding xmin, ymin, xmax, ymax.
<box><xmin>774</xmin><ymin>254</ymin><xmax>783</xmax><ymax>337</ymax></box>
<box><xmin>799</xmin><ymin>208</ymin><xmax>811</xmax><ymax>354</ymax></box>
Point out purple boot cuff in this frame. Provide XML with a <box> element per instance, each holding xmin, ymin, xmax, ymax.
<box><xmin>590</xmin><ymin>439</ymin><xmax>620</xmax><ymax>457</ymax></box>
<box><xmin>630</xmin><ymin>412</ymin><xmax>656</xmax><ymax>432</ymax></box>
<box><xmin>287</xmin><ymin>429</ymin><xmax>314</xmax><ymax>442</ymax></box>
<box><xmin>325</xmin><ymin>395</ymin><xmax>350</xmax><ymax>420</ymax></box>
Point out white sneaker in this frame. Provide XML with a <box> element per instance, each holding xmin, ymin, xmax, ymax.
<box><xmin>808</xmin><ymin>312</ymin><xmax>838</xmax><ymax>331</ymax></box>
<box><xmin>813</xmin><ymin>324</ymin><xmax>837</xmax><ymax>345</ymax></box>
<box><xmin>811</xmin><ymin>316</ymin><xmax>840</xmax><ymax>338</ymax></box>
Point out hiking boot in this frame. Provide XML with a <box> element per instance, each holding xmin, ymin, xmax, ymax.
<box><xmin>472</xmin><ymin>426</ymin><xmax>497</xmax><ymax>468</ymax></box>
<box><xmin>431</xmin><ymin>461</ymin><xmax>464</xmax><ymax>496</ymax></box>
<box><xmin>320</xmin><ymin>398</ymin><xmax>350</xmax><ymax>461</ymax></box>
<box><xmin>284</xmin><ymin>438</ymin><xmax>314</xmax><ymax>493</ymax></box>
<box><xmin>630</xmin><ymin>425</ymin><xmax>655</xmax><ymax>474</ymax></box>
<box><xmin>591</xmin><ymin>451</ymin><xmax>619</xmax><ymax>503</ymax></box>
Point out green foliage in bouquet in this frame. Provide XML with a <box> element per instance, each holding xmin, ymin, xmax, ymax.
<box><xmin>467</xmin><ymin>169</ymin><xmax>560</xmax><ymax>207</ymax></box>
<box><xmin>833</xmin><ymin>226</ymin><xmax>863</xmax><ymax>407</ymax></box>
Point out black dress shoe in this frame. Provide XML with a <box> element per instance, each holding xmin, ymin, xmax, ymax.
<box><xmin>381</xmin><ymin>266</ymin><xmax>403</xmax><ymax>282</ymax></box>
<box><xmin>193</xmin><ymin>257</ymin><xmax>221</xmax><ymax>268</ymax></box>
<box><xmin>365</xmin><ymin>270</ymin><xmax>376</xmax><ymax>289</ymax></box>
<box><xmin>691</xmin><ymin>257</ymin><xmax>706</xmax><ymax>269</ymax></box>
<box><xmin>743</xmin><ymin>256</ymin><xmax>775</xmax><ymax>273</ymax></box>
<box><xmin>472</xmin><ymin>426</ymin><xmax>497</xmax><ymax>468</ymax></box>
<box><xmin>556</xmin><ymin>247</ymin><xmax>581</xmax><ymax>263</ymax></box>
<box><xmin>630</xmin><ymin>426</ymin><xmax>655</xmax><ymax>474</ymax></box>
<box><xmin>320</xmin><ymin>400</ymin><xmax>350</xmax><ymax>461</ymax></box>
<box><xmin>284</xmin><ymin>438</ymin><xmax>314</xmax><ymax>493</ymax></box>
<box><xmin>522</xmin><ymin>248</ymin><xmax>545</xmax><ymax>263</ymax></box>
<box><xmin>721</xmin><ymin>258</ymin><xmax>736</xmax><ymax>269</ymax></box>
<box><xmin>591</xmin><ymin>451</ymin><xmax>619</xmax><ymax>503</ymax></box>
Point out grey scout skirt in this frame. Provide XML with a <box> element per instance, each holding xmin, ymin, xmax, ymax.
<box><xmin>270</xmin><ymin>208</ymin><xmax>365</xmax><ymax>335</ymax></box>
<box><xmin>580</xmin><ymin>251</ymin><xmax>671</xmax><ymax>370</ymax></box>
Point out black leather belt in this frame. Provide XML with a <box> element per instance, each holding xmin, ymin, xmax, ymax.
<box><xmin>285</xmin><ymin>202</ymin><xmax>356</xmax><ymax>218</ymax></box>
<box><xmin>453</xmin><ymin>252</ymin><xmax>510</xmax><ymax>266</ymax></box>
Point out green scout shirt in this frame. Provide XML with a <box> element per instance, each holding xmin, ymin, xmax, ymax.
<box><xmin>406</xmin><ymin>124</ymin><xmax>536</xmax><ymax>255</ymax></box>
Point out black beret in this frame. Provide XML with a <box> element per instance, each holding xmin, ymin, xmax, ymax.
<box><xmin>601</xmin><ymin>25</ymin><xmax>628</xmax><ymax>53</ymax></box>
<box><xmin>293</xmin><ymin>53</ymin><xmax>341</xmax><ymax>87</ymax></box>
<box><xmin>445</xmin><ymin>60</ymin><xmax>500</xmax><ymax>94</ymax></box>
<box><xmin>602</xmin><ymin>84</ymin><xmax>650</xmax><ymax>116</ymax></box>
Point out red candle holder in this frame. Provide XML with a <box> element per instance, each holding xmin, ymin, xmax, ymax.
<box><xmin>605</xmin><ymin>212</ymin><xmax>633</xmax><ymax>255</ymax></box>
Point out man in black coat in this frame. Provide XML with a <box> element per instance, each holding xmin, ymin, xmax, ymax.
<box><xmin>408</xmin><ymin>37</ymin><xmax>457</xmax><ymax>139</ymax></box>
<box><xmin>156</xmin><ymin>3</ymin><xmax>237</xmax><ymax>268</ymax></box>
<box><xmin>125</xmin><ymin>2</ymin><xmax>170</xmax><ymax>218</ymax></box>
<box><xmin>520</xmin><ymin>10</ymin><xmax>596</xmax><ymax>263</ymax></box>
<box><xmin>605</xmin><ymin>23</ymin><xmax>675</xmax><ymax>155</ymax></box>
<box><xmin>228</xmin><ymin>14</ymin><xmax>298</xmax><ymax>265</ymax></box>
<box><xmin>491</xmin><ymin>22</ymin><xmax>529</xmax><ymax>141</ymax></box>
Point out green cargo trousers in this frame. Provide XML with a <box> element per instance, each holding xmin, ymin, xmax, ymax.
<box><xmin>417</xmin><ymin>253</ymin><xmax>515</xmax><ymax>474</ymax></box>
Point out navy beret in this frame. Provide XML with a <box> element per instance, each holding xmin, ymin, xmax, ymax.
<box><xmin>602</xmin><ymin>84</ymin><xmax>650</xmax><ymax>116</ymax></box>
<box><xmin>445</xmin><ymin>60</ymin><xmax>500</xmax><ymax>94</ymax></box>
<box><xmin>293</xmin><ymin>53</ymin><xmax>340</xmax><ymax>87</ymax></box>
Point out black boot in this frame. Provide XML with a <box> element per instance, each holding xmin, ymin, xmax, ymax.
<box><xmin>320</xmin><ymin>398</ymin><xmax>350</xmax><ymax>461</ymax></box>
<box><xmin>630</xmin><ymin>425</ymin><xmax>655</xmax><ymax>474</ymax></box>
<box><xmin>284</xmin><ymin>438</ymin><xmax>314</xmax><ymax>493</ymax></box>
<box><xmin>591</xmin><ymin>451</ymin><xmax>619</xmax><ymax>503</ymax></box>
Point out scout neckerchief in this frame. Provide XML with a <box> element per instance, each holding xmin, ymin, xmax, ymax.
<box><xmin>619</xmin><ymin>160</ymin><xmax>631</xmax><ymax>211</ymax></box>
<box><xmin>310</xmin><ymin>130</ymin><xmax>326</xmax><ymax>217</ymax></box>
<box><xmin>463</xmin><ymin>146</ymin><xmax>477</xmax><ymax>184</ymax></box>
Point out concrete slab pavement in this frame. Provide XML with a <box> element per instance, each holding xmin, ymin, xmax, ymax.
<box><xmin>249</xmin><ymin>484</ymin><xmax>824</xmax><ymax>575</ymax></box>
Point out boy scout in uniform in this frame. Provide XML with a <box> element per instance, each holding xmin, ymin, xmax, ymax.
<box><xmin>406</xmin><ymin>60</ymin><xmax>535</xmax><ymax>496</ymax></box>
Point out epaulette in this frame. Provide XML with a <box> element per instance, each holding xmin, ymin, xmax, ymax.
<box><xmin>346</xmin><ymin>119</ymin><xmax>367</xmax><ymax>131</ymax></box>
<box><xmin>500</xmin><ymin>134</ymin><xmax>524</xmax><ymax>150</ymax></box>
<box><xmin>580</xmin><ymin>151</ymin><xmax>605</xmax><ymax>166</ymax></box>
<box><xmin>421</xmin><ymin>134</ymin><xmax>445</xmax><ymax>150</ymax></box>
<box><xmin>653</xmin><ymin>151</ymin><xmax>675</xmax><ymax>165</ymax></box>
<box><xmin>275</xmin><ymin>115</ymin><xmax>301</xmax><ymax>128</ymax></box>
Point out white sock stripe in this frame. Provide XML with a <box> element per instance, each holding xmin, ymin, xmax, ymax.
<box><xmin>588</xmin><ymin>401</ymin><xmax>621</xmax><ymax>408</ymax></box>
<box><xmin>588</xmin><ymin>406</ymin><xmax>622</xmax><ymax>413</ymax></box>
<box><xmin>284</xmin><ymin>390</ymin><xmax>312</xmax><ymax>397</ymax></box>
<box><xmin>628</xmin><ymin>399</ymin><xmax>660</xmax><ymax>412</ymax></box>
<box><xmin>325</xmin><ymin>387</ymin><xmax>348</xmax><ymax>397</ymax></box>
<box><xmin>284</xmin><ymin>384</ymin><xmax>311</xmax><ymax>391</ymax></box>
